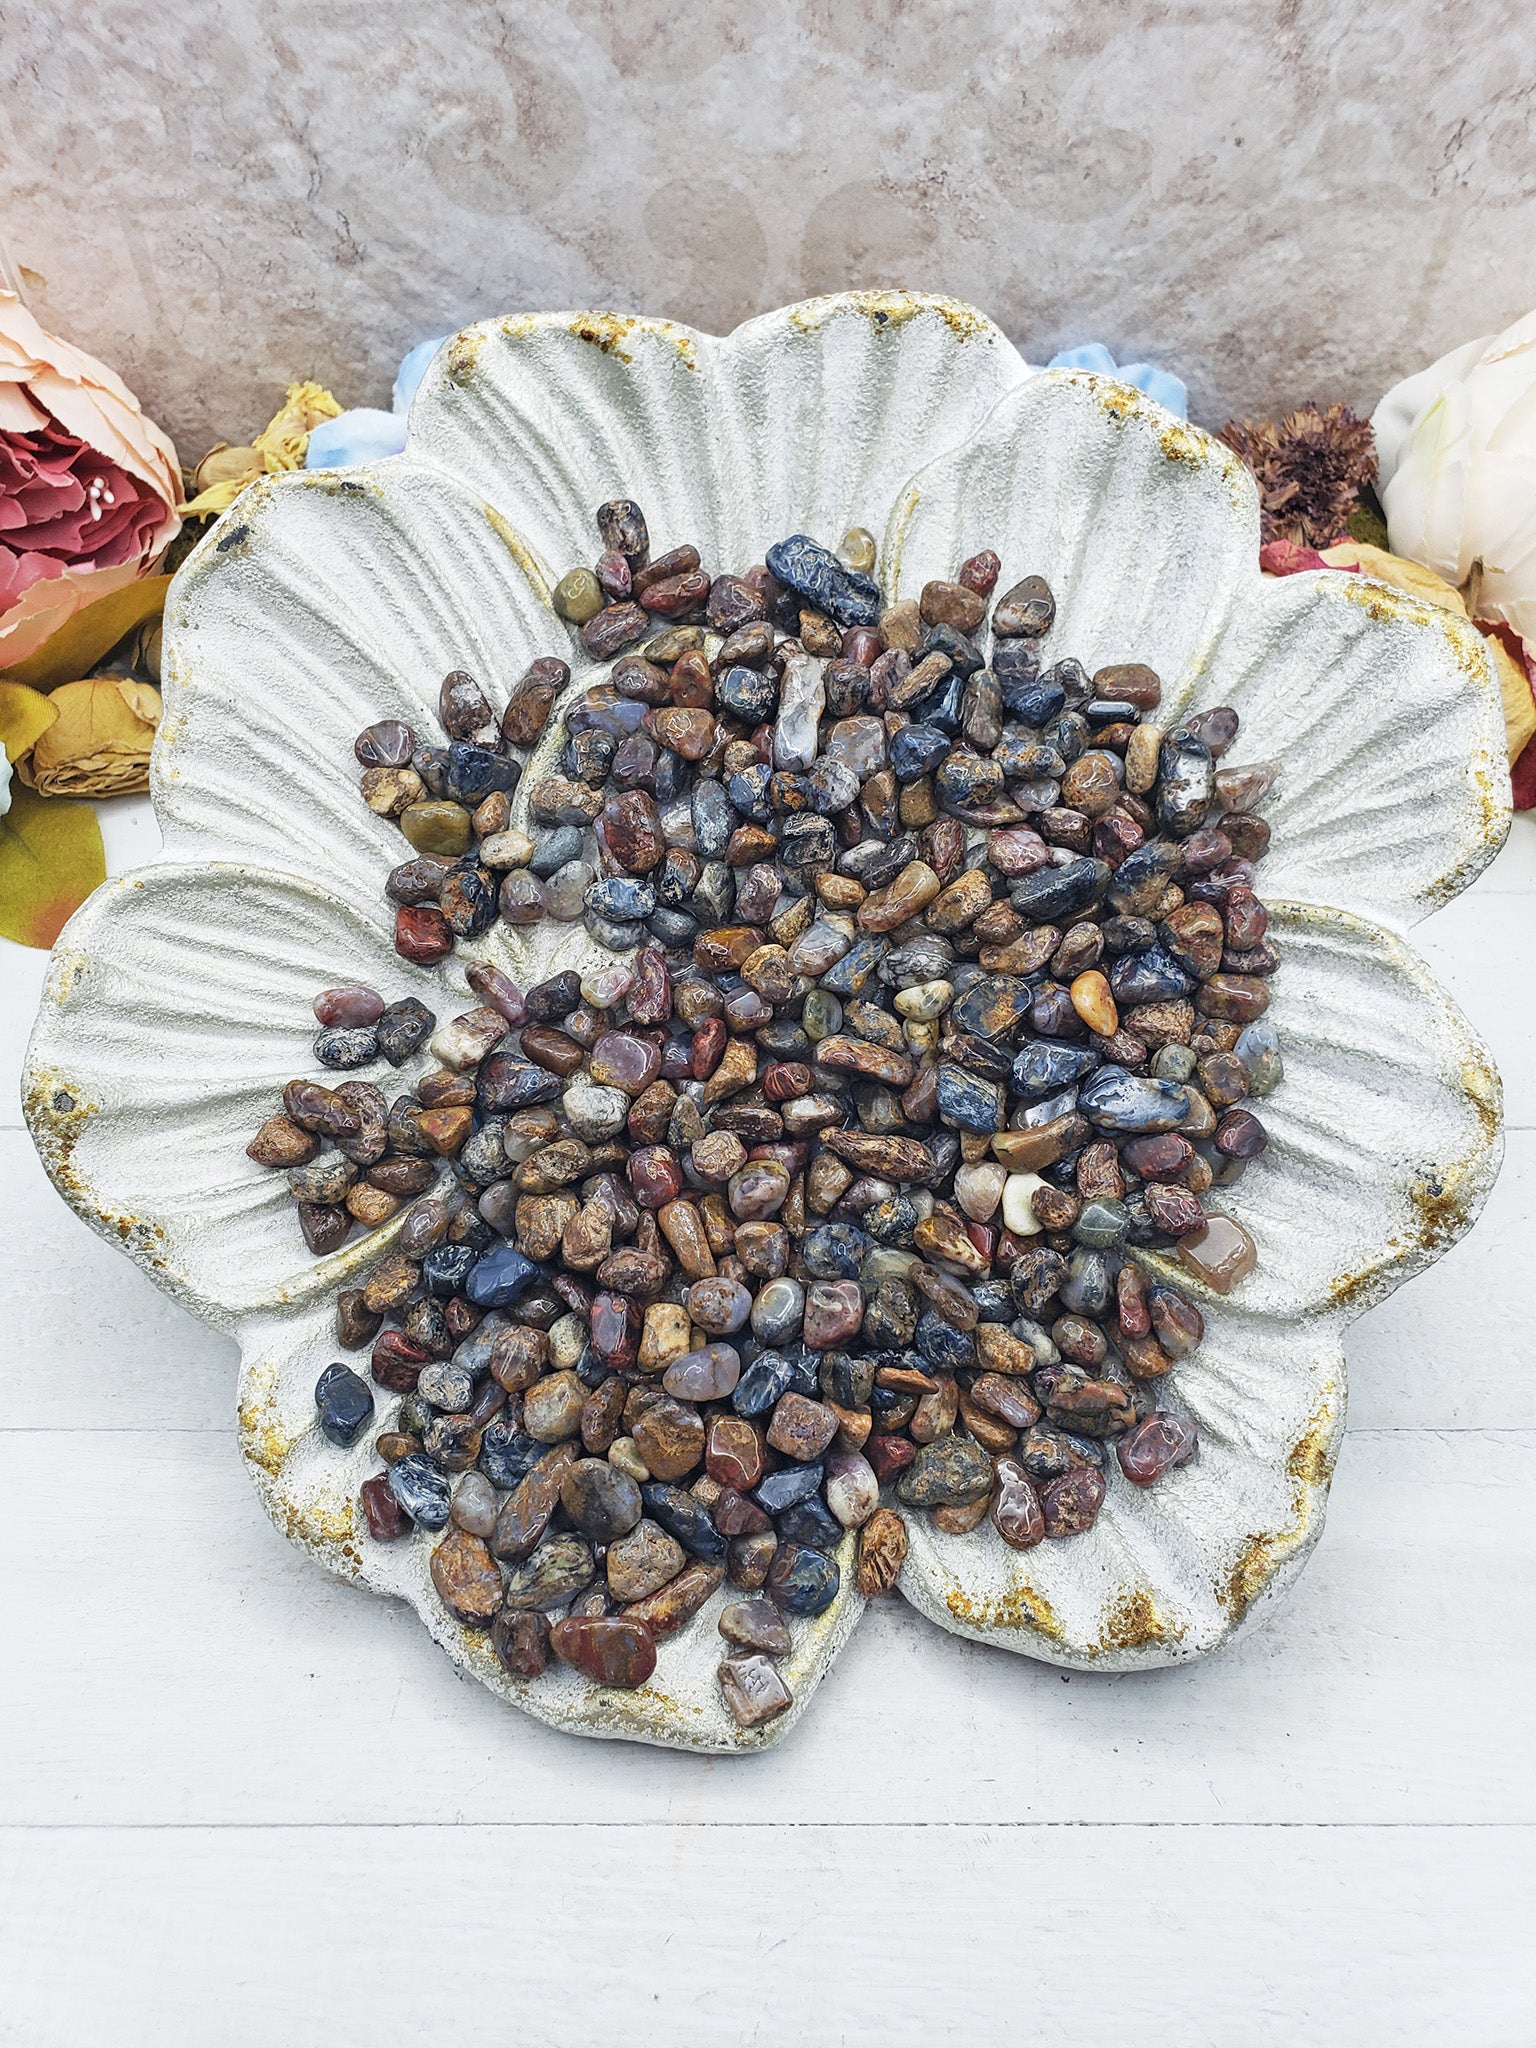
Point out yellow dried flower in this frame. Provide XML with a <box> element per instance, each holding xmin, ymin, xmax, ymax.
<box><xmin>182</xmin><ymin>381</ymin><xmax>343</xmax><ymax>517</ymax></box>
<box><xmin>18</xmin><ymin>675</ymin><xmax>161</xmax><ymax>796</ymax></box>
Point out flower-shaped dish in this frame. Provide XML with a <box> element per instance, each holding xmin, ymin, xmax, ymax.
<box><xmin>23</xmin><ymin>293</ymin><xmax>1508</xmax><ymax>1752</ymax></box>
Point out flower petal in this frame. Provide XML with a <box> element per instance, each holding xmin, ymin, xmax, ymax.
<box><xmin>900</xmin><ymin>1312</ymin><xmax>1344</xmax><ymax>1668</ymax></box>
<box><xmin>891</xmin><ymin>372</ymin><xmax>1508</xmax><ymax>928</ymax></box>
<box><xmin>1193</xmin><ymin>904</ymin><xmax>1502</xmax><ymax>1319</ymax></box>
<box><xmin>237</xmin><ymin>1300</ymin><xmax>863</xmax><ymax>1755</ymax></box>
<box><xmin>1195</xmin><ymin>571</ymin><xmax>1508</xmax><ymax>927</ymax></box>
<box><xmin>156</xmin><ymin>465</ymin><xmax>567</xmax><ymax>901</ymax></box>
<box><xmin>23</xmin><ymin>861</ymin><xmax>448</xmax><ymax>1325</ymax></box>
<box><xmin>406</xmin><ymin>293</ymin><xmax>1030</xmax><ymax>588</ymax></box>
<box><xmin>900</xmin><ymin>902</ymin><xmax>1499</xmax><ymax>1667</ymax></box>
<box><xmin>888</xmin><ymin>372</ymin><xmax>1258</xmax><ymax>709</ymax></box>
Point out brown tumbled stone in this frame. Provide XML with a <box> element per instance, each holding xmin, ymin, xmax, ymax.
<box><xmin>857</xmin><ymin>1508</ymin><xmax>909</xmax><ymax>1595</ymax></box>
<box><xmin>430</xmin><ymin>1527</ymin><xmax>503</xmax><ymax>1625</ymax></box>
<box><xmin>550</xmin><ymin>1614</ymin><xmax>657</xmax><ymax>1689</ymax></box>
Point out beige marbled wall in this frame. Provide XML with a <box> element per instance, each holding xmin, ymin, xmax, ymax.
<box><xmin>3</xmin><ymin>0</ymin><xmax>1535</xmax><ymax>460</ymax></box>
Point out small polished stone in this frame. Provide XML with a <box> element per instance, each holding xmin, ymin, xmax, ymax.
<box><xmin>663</xmin><ymin>1343</ymin><xmax>743</xmax><ymax>1402</ymax></box>
<box><xmin>1119</xmin><ymin>1410</ymin><xmax>1200</xmax><ymax>1484</ymax></box>
<box><xmin>1177</xmin><ymin>1212</ymin><xmax>1258</xmax><ymax>1293</ymax></box>
<box><xmin>502</xmin><ymin>1533</ymin><xmax>596</xmax><ymax>1611</ymax></box>
<box><xmin>766</xmin><ymin>1541</ymin><xmax>840</xmax><ymax>1616</ymax></box>
<box><xmin>895</xmin><ymin>1435</ymin><xmax>994</xmax><ymax>1507</ymax></box>
<box><xmin>549</xmin><ymin>1615</ymin><xmax>657</xmax><ymax>1689</ymax></box>
<box><xmin>1040</xmin><ymin>1462</ymin><xmax>1107</xmax><ymax>1536</ymax></box>
<box><xmin>387</xmin><ymin>1451</ymin><xmax>452</xmax><ymax>1529</ymax></box>
<box><xmin>766</xmin><ymin>1392</ymin><xmax>840</xmax><ymax>1462</ymax></box>
<box><xmin>633</xmin><ymin>1398</ymin><xmax>707</xmax><ymax>1482</ymax></box>
<box><xmin>607</xmin><ymin>1519</ymin><xmax>686</xmax><ymax>1602</ymax></box>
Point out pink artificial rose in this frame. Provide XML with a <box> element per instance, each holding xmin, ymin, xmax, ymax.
<box><xmin>0</xmin><ymin>290</ymin><xmax>181</xmax><ymax>668</ymax></box>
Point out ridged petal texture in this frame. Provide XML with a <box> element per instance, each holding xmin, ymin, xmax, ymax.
<box><xmin>408</xmin><ymin>294</ymin><xmax>1031</xmax><ymax>587</ymax></box>
<box><xmin>23</xmin><ymin>295</ymin><xmax>1509</xmax><ymax>1745</ymax></box>
<box><xmin>891</xmin><ymin>374</ymin><xmax>1508</xmax><ymax>930</ymax></box>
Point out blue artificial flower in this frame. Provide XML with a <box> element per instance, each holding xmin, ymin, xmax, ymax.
<box><xmin>304</xmin><ymin>407</ymin><xmax>408</xmax><ymax>467</ymax></box>
<box><xmin>306</xmin><ymin>334</ymin><xmax>452</xmax><ymax>470</ymax></box>
<box><xmin>393</xmin><ymin>336</ymin><xmax>451</xmax><ymax>414</ymax></box>
<box><xmin>1046</xmin><ymin>342</ymin><xmax>1187</xmax><ymax>420</ymax></box>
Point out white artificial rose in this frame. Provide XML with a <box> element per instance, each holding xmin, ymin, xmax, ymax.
<box><xmin>1373</xmin><ymin>309</ymin><xmax>1536</xmax><ymax>644</ymax></box>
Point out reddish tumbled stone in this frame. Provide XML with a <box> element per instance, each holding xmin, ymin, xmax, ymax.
<box><xmin>590</xmin><ymin>1031</ymin><xmax>662</xmax><ymax>1095</ymax></box>
<box><xmin>626</xmin><ymin>948</ymin><xmax>672</xmax><ymax>1026</ymax></box>
<box><xmin>1040</xmin><ymin>1463</ymin><xmax>1107</xmax><ymax>1537</ymax></box>
<box><xmin>991</xmin><ymin>1456</ymin><xmax>1046</xmax><ymax>1548</ymax></box>
<box><xmin>690</xmin><ymin>1016</ymin><xmax>727</xmax><ymax>1080</ymax></box>
<box><xmin>549</xmin><ymin>1615</ymin><xmax>657</xmax><ymax>1689</ymax></box>
<box><xmin>866</xmin><ymin>1434</ymin><xmax>917</xmax><ymax>1482</ymax></box>
<box><xmin>714</xmin><ymin>1487</ymin><xmax>773</xmax><ymax>1537</ymax></box>
<box><xmin>1148</xmin><ymin>1286</ymin><xmax>1204</xmax><ymax>1358</ymax></box>
<box><xmin>706</xmin><ymin>1415</ymin><xmax>767</xmax><ymax>1492</ymax></box>
<box><xmin>590</xmin><ymin>1291</ymin><xmax>642</xmax><ymax>1371</ymax></box>
<box><xmin>492</xmin><ymin>1608</ymin><xmax>550</xmax><ymax>1678</ymax></box>
<box><xmin>627</xmin><ymin>1145</ymin><xmax>684</xmax><ymax>1209</ymax></box>
<box><xmin>371</xmin><ymin>1329</ymin><xmax>430</xmax><ymax>1392</ymax></box>
<box><xmin>766</xmin><ymin>1392</ymin><xmax>840</xmax><ymax>1462</ymax></box>
<box><xmin>802</xmin><ymin>1279</ymin><xmax>864</xmax><ymax>1349</ymax></box>
<box><xmin>1143</xmin><ymin>1182</ymin><xmax>1208</xmax><ymax>1236</ymax></box>
<box><xmin>600</xmin><ymin>788</ymin><xmax>665</xmax><ymax>871</ymax></box>
<box><xmin>1118</xmin><ymin>1410</ymin><xmax>1199</xmax><ymax>1485</ymax></box>
<box><xmin>430</xmin><ymin>1527</ymin><xmax>503</xmax><ymax>1624</ymax></box>
<box><xmin>361</xmin><ymin>1472</ymin><xmax>409</xmax><ymax>1540</ymax></box>
<box><xmin>1215</xmin><ymin>1108</ymin><xmax>1268</xmax><ymax>1159</ymax></box>
<box><xmin>394</xmin><ymin>904</ymin><xmax>454</xmax><ymax>965</ymax></box>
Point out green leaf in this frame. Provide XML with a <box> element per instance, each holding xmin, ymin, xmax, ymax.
<box><xmin>0</xmin><ymin>784</ymin><xmax>106</xmax><ymax>948</ymax></box>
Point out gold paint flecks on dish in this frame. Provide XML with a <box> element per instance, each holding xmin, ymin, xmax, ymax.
<box><xmin>786</xmin><ymin>291</ymin><xmax>993</xmax><ymax>343</ymax></box>
<box><xmin>1220</xmin><ymin>1390</ymin><xmax>1341</xmax><ymax>1622</ymax></box>
<box><xmin>483</xmin><ymin>506</ymin><xmax>553</xmax><ymax>607</ymax></box>
<box><xmin>1092</xmin><ymin>1586</ymin><xmax>1186</xmax><ymax>1654</ymax></box>
<box><xmin>237</xmin><ymin>1357</ymin><xmax>305</xmax><ymax>1477</ymax></box>
<box><xmin>943</xmin><ymin>1575</ymin><xmax>1064</xmax><ymax>1641</ymax></box>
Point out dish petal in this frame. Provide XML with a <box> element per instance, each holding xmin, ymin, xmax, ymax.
<box><xmin>23</xmin><ymin>861</ymin><xmax>453</xmax><ymax>1326</ymax></box>
<box><xmin>236</xmin><ymin>1299</ymin><xmax>864</xmax><ymax>1755</ymax></box>
<box><xmin>1196</xmin><ymin>571</ymin><xmax>1508</xmax><ymax>928</ymax></box>
<box><xmin>406</xmin><ymin>293</ymin><xmax>1030</xmax><ymax>588</ymax></box>
<box><xmin>900</xmin><ymin>1310</ymin><xmax>1345</xmax><ymax>1669</ymax></box>
<box><xmin>1151</xmin><ymin>902</ymin><xmax>1504</xmax><ymax>1321</ymax></box>
<box><xmin>889</xmin><ymin>372</ymin><xmax>1509</xmax><ymax>929</ymax></box>
<box><xmin>887</xmin><ymin>371</ymin><xmax>1259</xmax><ymax>703</ymax></box>
<box><xmin>902</xmin><ymin>900</ymin><xmax>1501</xmax><ymax>1666</ymax></box>
<box><xmin>155</xmin><ymin>464</ymin><xmax>570</xmax><ymax>902</ymax></box>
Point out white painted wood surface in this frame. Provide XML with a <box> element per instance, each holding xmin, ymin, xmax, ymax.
<box><xmin>2</xmin><ymin>801</ymin><xmax>1533</xmax><ymax>2046</ymax></box>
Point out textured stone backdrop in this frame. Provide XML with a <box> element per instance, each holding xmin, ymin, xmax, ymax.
<box><xmin>3</xmin><ymin>0</ymin><xmax>1535</xmax><ymax>460</ymax></box>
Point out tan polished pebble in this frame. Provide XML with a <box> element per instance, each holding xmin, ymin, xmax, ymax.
<box><xmin>624</xmin><ymin>1560</ymin><xmax>725</xmax><ymax>1640</ymax></box>
<box><xmin>857</xmin><ymin>1508</ymin><xmax>909</xmax><ymax>1595</ymax></box>
<box><xmin>523</xmin><ymin>1370</ymin><xmax>587</xmax><ymax>1442</ymax></box>
<box><xmin>605</xmin><ymin>1519</ymin><xmax>686</xmax><ymax>1602</ymax></box>
<box><xmin>1070</xmin><ymin>969</ymin><xmax>1118</xmax><ymax>1036</ymax></box>
<box><xmin>974</xmin><ymin>1324</ymin><xmax>1036</xmax><ymax>1375</ymax></box>
<box><xmin>1177</xmin><ymin>1212</ymin><xmax>1259</xmax><ymax>1293</ymax></box>
<box><xmin>429</xmin><ymin>1528</ymin><xmax>503</xmax><ymax>1625</ymax></box>
<box><xmin>858</xmin><ymin>860</ymin><xmax>943</xmax><ymax>931</ymax></box>
<box><xmin>954</xmin><ymin>1160</ymin><xmax>1007</xmax><ymax>1221</ymax></box>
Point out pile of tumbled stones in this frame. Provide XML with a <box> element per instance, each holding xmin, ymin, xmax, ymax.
<box><xmin>244</xmin><ymin>500</ymin><xmax>1285</xmax><ymax>1728</ymax></box>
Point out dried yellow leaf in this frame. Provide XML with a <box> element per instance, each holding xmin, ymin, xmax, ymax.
<box><xmin>0</xmin><ymin>679</ymin><xmax>58</xmax><ymax>764</ymax></box>
<box><xmin>19</xmin><ymin>676</ymin><xmax>161</xmax><ymax>797</ymax></box>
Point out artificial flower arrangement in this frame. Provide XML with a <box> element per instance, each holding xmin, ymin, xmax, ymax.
<box><xmin>2</xmin><ymin>293</ymin><xmax>1534</xmax><ymax>951</ymax></box>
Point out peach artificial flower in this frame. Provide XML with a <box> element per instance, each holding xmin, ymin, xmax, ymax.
<box><xmin>0</xmin><ymin>290</ymin><xmax>181</xmax><ymax>670</ymax></box>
